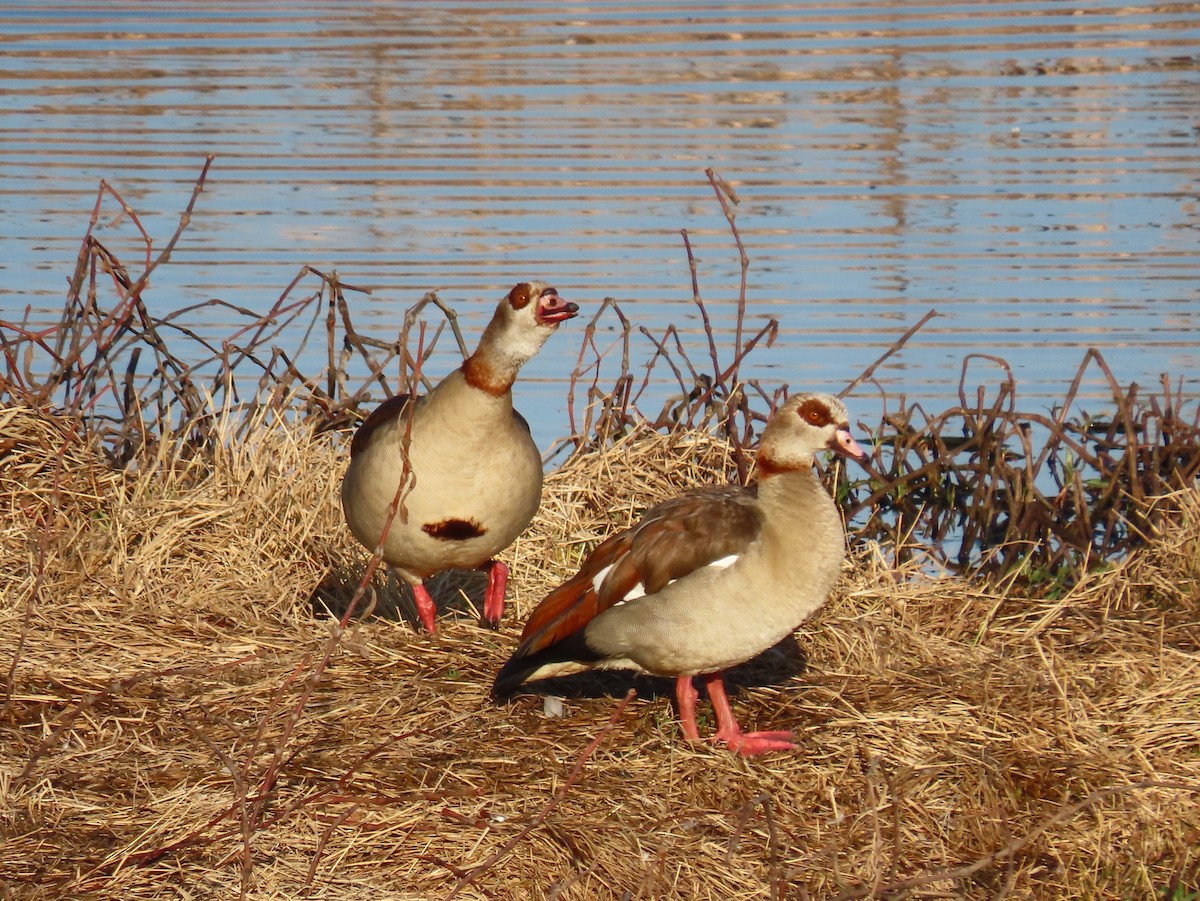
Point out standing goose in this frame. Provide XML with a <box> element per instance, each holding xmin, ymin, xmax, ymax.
<box><xmin>493</xmin><ymin>393</ymin><xmax>865</xmax><ymax>756</ymax></box>
<box><xmin>341</xmin><ymin>282</ymin><xmax>578</xmax><ymax>632</ymax></box>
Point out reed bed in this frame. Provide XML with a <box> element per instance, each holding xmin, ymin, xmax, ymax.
<box><xmin>1</xmin><ymin>162</ymin><xmax>1198</xmax><ymax>899</ymax></box>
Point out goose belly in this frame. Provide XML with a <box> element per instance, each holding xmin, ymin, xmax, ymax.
<box><xmin>342</xmin><ymin>420</ymin><xmax>542</xmax><ymax>578</ymax></box>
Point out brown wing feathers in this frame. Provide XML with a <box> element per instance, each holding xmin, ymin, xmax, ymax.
<box><xmin>514</xmin><ymin>529</ymin><xmax>634</xmax><ymax>651</ymax></box>
<box><xmin>494</xmin><ymin>485</ymin><xmax>764</xmax><ymax>698</ymax></box>
<box><xmin>621</xmin><ymin>487</ymin><xmax>761</xmax><ymax>595</ymax></box>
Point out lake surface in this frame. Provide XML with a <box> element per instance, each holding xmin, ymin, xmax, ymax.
<box><xmin>2</xmin><ymin>1</ymin><xmax>1198</xmax><ymax>447</ymax></box>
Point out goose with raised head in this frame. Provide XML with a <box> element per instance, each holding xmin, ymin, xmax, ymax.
<box><xmin>341</xmin><ymin>282</ymin><xmax>578</xmax><ymax>632</ymax></box>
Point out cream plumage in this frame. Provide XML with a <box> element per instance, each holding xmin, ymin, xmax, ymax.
<box><xmin>341</xmin><ymin>282</ymin><xmax>578</xmax><ymax>632</ymax></box>
<box><xmin>494</xmin><ymin>392</ymin><xmax>865</xmax><ymax>755</ymax></box>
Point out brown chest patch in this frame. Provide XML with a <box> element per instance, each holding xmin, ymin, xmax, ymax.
<box><xmin>422</xmin><ymin>518</ymin><xmax>488</xmax><ymax>541</ymax></box>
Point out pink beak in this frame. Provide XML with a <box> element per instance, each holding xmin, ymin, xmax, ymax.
<box><xmin>537</xmin><ymin>290</ymin><xmax>579</xmax><ymax>325</ymax></box>
<box><xmin>831</xmin><ymin>427</ymin><xmax>867</xmax><ymax>461</ymax></box>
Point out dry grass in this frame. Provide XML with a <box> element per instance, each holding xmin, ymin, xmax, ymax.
<box><xmin>2</xmin><ymin>404</ymin><xmax>1197</xmax><ymax>900</ymax></box>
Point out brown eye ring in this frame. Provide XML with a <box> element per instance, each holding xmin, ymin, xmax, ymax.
<box><xmin>796</xmin><ymin>397</ymin><xmax>830</xmax><ymax>426</ymax></box>
<box><xmin>508</xmin><ymin>283</ymin><xmax>532</xmax><ymax>310</ymax></box>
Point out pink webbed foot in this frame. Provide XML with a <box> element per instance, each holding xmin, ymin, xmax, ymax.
<box><xmin>713</xmin><ymin>727</ymin><xmax>797</xmax><ymax>757</ymax></box>
<box><xmin>411</xmin><ymin>581</ymin><xmax>438</xmax><ymax>633</ymax></box>
<box><xmin>481</xmin><ymin>559</ymin><xmax>508</xmax><ymax>628</ymax></box>
<box><xmin>703</xmin><ymin>672</ymin><xmax>796</xmax><ymax>757</ymax></box>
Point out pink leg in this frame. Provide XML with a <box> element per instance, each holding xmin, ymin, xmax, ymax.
<box><xmin>411</xmin><ymin>581</ymin><xmax>438</xmax><ymax>633</ymax></box>
<box><xmin>702</xmin><ymin>672</ymin><xmax>795</xmax><ymax>757</ymax></box>
<box><xmin>481</xmin><ymin>559</ymin><xmax>508</xmax><ymax>627</ymax></box>
<box><xmin>674</xmin><ymin>675</ymin><xmax>702</xmax><ymax>741</ymax></box>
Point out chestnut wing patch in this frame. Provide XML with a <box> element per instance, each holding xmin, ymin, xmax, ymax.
<box><xmin>422</xmin><ymin>518</ymin><xmax>488</xmax><ymax>541</ymax></box>
<box><xmin>610</xmin><ymin>486</ymin><xmax>761</xmax><ymax>597</ymax></box>
<box><xmin>513</xmin><ymin>484</ymin><xmax>763</xmax><ymax>657</ymax></box>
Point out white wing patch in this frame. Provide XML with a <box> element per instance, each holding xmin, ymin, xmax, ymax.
<box><xmin>605</xmin><ymin>556</ymin><xmax>741</xmax><ymax>608</ymax></box>
<box><xmin>591</xmin><ymin>563</ymin><xmax>613</xmax><ymax>593</ymax></box>
<box><xmin>593</xmin><ymin>562</ymin><xmax>648</xmax><ymax>608</ymax></box>
<box><xmin>621</xmin><ymin>582</ymin><xmax>647</xmax><ymax>601</ymax></box>
<box><xmin>610</xmin><ymin>581</ymin><xmax>646</xmax><ymax>608</ymax></box>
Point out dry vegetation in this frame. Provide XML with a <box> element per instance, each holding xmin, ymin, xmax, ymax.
<box><xmin>1</xmin><ymin>163</ymin><xmax>1199</xmax><ymax>899</ymax></box>
<box><xmin>2</xmin><ymin>404</ymin><xmax>1198</xmax><ymax>900</ymax></box>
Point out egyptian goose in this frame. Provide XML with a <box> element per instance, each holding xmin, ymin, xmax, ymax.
<box><xmin>493</xmin><ymin>393</ymin><xmax>866</xmax><ymax>756</ymax></box>
<box><xmin>341</xmin><ymin>281</ymin><xmax>578</xmax><ymax>632</ymax></box>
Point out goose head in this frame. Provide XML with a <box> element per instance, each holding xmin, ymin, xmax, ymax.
<box><xmin>479</xmin><ymin>281</ymin><xmax>578</xmax><ymax>368</ymax></box>
<box><xmin>757</xmin><ymin>393</ymin><xmax>866</xmax><ymax>474</ymax></box>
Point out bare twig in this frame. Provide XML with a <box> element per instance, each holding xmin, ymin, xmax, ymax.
<box><xmin>840</xmin><ymin>309</ymin><xmax>938</xmax><ymax>399</ymax></box>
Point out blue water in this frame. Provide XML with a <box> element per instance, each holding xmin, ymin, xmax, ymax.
<box><xmin>1</xmin><ymin>1</ymin><xmax>1197</xmax><ymax>448</ymax></box>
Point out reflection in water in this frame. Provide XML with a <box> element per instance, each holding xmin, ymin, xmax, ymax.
<box><xmin>1</xmin><ymin>2</ymin><xmax>1197</xmax><ymax>444</ymax></box>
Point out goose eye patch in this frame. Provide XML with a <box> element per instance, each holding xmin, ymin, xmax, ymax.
<box><xmin>508</xmin><ymin>283</ymin><xmax>532</xmax><ymax>309</ymax></box>
<box><xmin>796</xmin><ymin>398</ymin><xmax>831</xmax><ymax>426</ymax></box>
